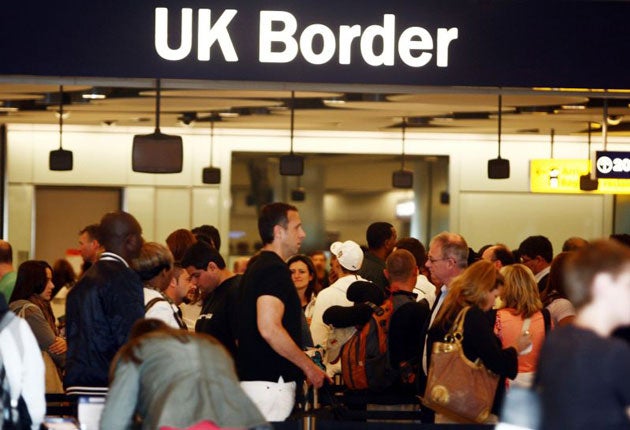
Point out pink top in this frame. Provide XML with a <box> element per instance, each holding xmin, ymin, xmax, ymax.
<box><xmin>494</xmin><ymin>308</ymin><xmax>549</xmax><ymax>374</ymax></box>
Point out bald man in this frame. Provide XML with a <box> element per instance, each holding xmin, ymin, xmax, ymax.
<box><xmin>65</xmin><ymin>211</ymin><xmax>145</xmax><ymax>395</ymax></box>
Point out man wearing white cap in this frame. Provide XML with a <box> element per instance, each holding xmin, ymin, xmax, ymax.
<box><xmin>310</xmin><ymin>240</ymin><xmax>367</xmax><ymax>377</ymax></box>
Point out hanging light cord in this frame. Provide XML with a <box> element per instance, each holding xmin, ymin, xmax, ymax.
<box><xmin>155</xmin><ymin>78</ymin><xmax>161</xmax><ymax>132</ymax></box>
<box><xmin>550</xmin><ymin>128</ymin><xmax>556</xmax><ymax>158</ymax></box>
<box><xmin>602</xmin><ymin>98</ymin><xmax>608</xmax><ymax>151</ymax></box>
<box><xmin>290</xmin><ymin>90</ymin><xmax>295</xmax><ymax>155</ymax></box>
<box><xmin>58</xmin><ymin>85</ymin><xmax>64</xmax><ymax>150</ymax></box>
<box><xmin>209</xmin><ymin>119</ymin><xmax>214</xmax><ymax>166</ymax></box>
<box><xmin>587</xmin><ymin>121</ymin><xmax>592</xmax><ymax>156</ymax></box>
<box><xmin>497</xmin><ymin>94</ymin><xmax>502</xmax><ymax>158</ymax></box>
<box><xmin>401</xmin><ymin>117</ymin><xmax>407</xmax><ymax>170</ymax></box>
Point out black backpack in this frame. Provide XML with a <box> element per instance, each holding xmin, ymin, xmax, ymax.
<box><xmin>0</xmin><ymin>311</ymin><xmax>33</xmax><ymax>430</ymax></box>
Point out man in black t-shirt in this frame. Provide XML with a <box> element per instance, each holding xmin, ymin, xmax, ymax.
<box><xmin>237</xmin><ymin>202</ymin><xmax>329</xmax><ymax>422</ymax></box>
<box><xmin>181</xmin><ymin>241</ymin><xmax>240</xmax><ymax>358</ymax></box>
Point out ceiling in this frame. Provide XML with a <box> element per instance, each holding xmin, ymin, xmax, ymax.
<box><xmin>2</xmin><ymin>80</ymin><xmax>630</xmax><ymax>136</ymax></box>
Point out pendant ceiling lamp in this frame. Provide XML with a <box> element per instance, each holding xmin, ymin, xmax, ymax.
<box><xmin>202</xmin><ymin>118</ymin><xmax>221</xmax><ymax>184</ymax></box>
<box><xmin>579</xmin><ymin>121</ymin><xmax>599</xmax><ymax>191</ymax></box>
<box><xmin>487</xmin><ymin>94</ymin><xmax>510</xmax><ymax>179</ymax></box>
<box><xmin>392</xmin><ymin>117</ymin><xmax>413</xmax><ymax>188</ymax></box>
<box><xmin>279</xmin><ymin>91</ymin><xmax>304</xmax><ymax>176</ymax></box>
<box><xmin>132</xmin><ymin>78</ymin><xmax>183</xmax><ymax>173</ymax></box>
<box><xmin>49</xmin><ymin>85</ymin><xmax>73</xmax><ymax>171</ymax></box>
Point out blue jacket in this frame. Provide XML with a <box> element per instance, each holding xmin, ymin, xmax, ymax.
<box><xmin>64</xmin><ymin>255</ymin><xmax>144</xmax><ymax>389</ymax></box>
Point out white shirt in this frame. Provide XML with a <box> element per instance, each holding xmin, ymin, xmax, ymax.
<box><xmin>534</xmin><ymin>265</ymin><xmax>550</xmax><ymax>283</ymax></box>
<box><xmin>423</xmin><ymin>285</ymin><xmax>448</xmax><ymax>374</ymax></box>
<box><xmin>0</xmin><ymin>313</ymin><xmax>46</xmax><ymax>430</ymax></box>
<box><xmin>309</xmin><ymin>274</ymin><xmax>366</xmax><ymax>376</ymax></box>
<box><xmin>413</xmin><ymin>274</ymin><xmax>437</xmax><ymax>308</ymax></box>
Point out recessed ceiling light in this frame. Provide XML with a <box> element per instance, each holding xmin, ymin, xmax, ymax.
<box><xmin>561</xmin><ymin>104</ymin><xmax>585</xmax><ymax>110</ymax></box>
<box><xmin>82</xmin><ymin>93</ymin><xmax>106</xmax><ymax>100</ymax></box>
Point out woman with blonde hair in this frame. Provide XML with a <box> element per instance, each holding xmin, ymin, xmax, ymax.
<box><xmin>426</xmin><ymin>260</ymin><xmax>531</xmax><ymax>422</ymax></box>
<box><xmin>132</xmin><ymin>242</ymin><xmax>186</xmax><ymax>330</ymax></box>
<box><xmin>495</xmin><ymin>264</ymin><xmax>551</xmax><ymax>388</ymax></box>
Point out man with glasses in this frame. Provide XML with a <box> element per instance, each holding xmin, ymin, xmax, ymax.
<box><xmin>518</xmin><ymin>235</ymin><xmax>553</xmax><ymax>293</ymax></box>
<box><xmin>419</xmin><ymin>231</ymin><xmax>469</xmax><ymax>422</ymax></box>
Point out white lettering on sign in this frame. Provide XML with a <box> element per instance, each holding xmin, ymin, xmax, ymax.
<box><xmin>155</xmin><ymin>8</ymin><xmax>193</xmax><ymax>61</ymax></box>
<box><xmin>155</xmin><ymin>8</ymin><xmax>459</xmax><ymax>68</ymax></box>
<box><xmin>259</xmin><ymin>11</ymin><xmax>458</xmax><ymax>67</ymax></box>
<box><xmin>197</xmin><ymin>9</ymin><xmax>239</xmax><ymax>61</ymax></box>
<box><xmin>155</xmin><ymin>7</ymin><xmax>238</xmax><ymax>62</ymax></box>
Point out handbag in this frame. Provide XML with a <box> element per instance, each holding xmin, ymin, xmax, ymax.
<box><xmin>421</xmin><ymin>306</ymin><xmax>500</xmax><ymax>423</ymax></box>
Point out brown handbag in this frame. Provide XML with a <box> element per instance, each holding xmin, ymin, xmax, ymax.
<box><xmin>421</xmin><ymin>306</ymin><xmax>500</xmax><ymax>423</ymax></box>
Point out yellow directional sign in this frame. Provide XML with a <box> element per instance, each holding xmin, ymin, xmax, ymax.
<box><xmin>530</xmin><ymin>159</ymin><xmax>630</xmax><ymax>194</ymax></box>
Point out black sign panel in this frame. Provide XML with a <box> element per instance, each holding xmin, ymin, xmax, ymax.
<box><xmin>595</xmin><ymin>151</ymin><xmax>630</xmax><ymax>179</ymax></box>
<box><xmin>2</xmin><ymin>1</ymin><xmax>630</xmax><ymax>88</ymax></box>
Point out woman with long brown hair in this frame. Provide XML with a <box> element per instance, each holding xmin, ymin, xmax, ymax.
<box><xmin>426</xmin><ymin>260</ymin><xmax>531</xmax><ymax>422</ymax></box>
<box><xmin>9</xmin><ymin>260</ymin><xmax>65</xmax><ymax>393</ymax></box>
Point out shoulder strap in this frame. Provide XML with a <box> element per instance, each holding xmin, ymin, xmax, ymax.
<box><xmin>448</xmin><ymin>306</ymin><xmax>470</xmax><ymax>340</ymax></box>
<box><xmin>541</xmin><ymin>308</ymin><xmax>551</xmax><ymax>334</ymax></box>
<box><xmin>16</xmin><ymin>302</ymin><xmax>38</xmax><ymax>319</ymax></box>
<box><xmin>145</xmin><ymin>297</ymin><xmax>167</xmax><ymax>312</ymax></box>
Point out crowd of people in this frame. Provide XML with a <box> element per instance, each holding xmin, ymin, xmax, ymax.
<box><xmin>0</xmin><ymin>204</ymin><xmax>629</xmax><ymax>430</ymax></box>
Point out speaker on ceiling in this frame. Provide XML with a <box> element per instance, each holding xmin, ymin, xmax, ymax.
<box><xmin>392</xmin><ymin>169</ymin><xmax>413</xmax><ymax>188</ymax></box>
<box><xmin>291</xmin><ymin>188</ymin><xmax>306</xmax><ymax>201</ymax></box>
<box><xmin>49</xmin><ymin>148</ymin><xmax>73</xmax><ymax>171</ymax></box>
<box><xmin>279</xmin><ymin>154</ymin><xmax>304</xmax><ymax>176</ymax></box>
<box><xmin>579</xmin><ymin>174</ymin><xmax>599</xmax><ymax>191</ymax></box>
<box><xmin>202</xmin><ymin>167</ymin><xmax>221</xmax><ymax>184</ymax></box>
<box><xmin>487</xmin><ymin>157</ymin><xmax>510</xmax><ymax>179</ymax></box>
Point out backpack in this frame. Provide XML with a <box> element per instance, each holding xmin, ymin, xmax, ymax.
<box><xmin>0</xmin><ymin>312</ymin><xmax>33</xmax><ymax>430</ymax></box>
<box><xmin>340</xmin><ymin>297</ymin><xmax>397</xmax><ymax>391</ymax></box>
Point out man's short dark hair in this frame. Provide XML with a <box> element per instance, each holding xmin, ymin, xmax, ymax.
<box><xmin>79</xmin><ymin>224</ymin><xmax>100</xmax><ymax>242</ymax></box>
<box><xmin>492</xmin><ymin>245</ymin><xmax>516</xmax><ymax>266</ymax></box>
<box><xmin>180</xmin><ymin>241</ymin><xmax>226</xmax><ymax>270</ymax></box>
<box><xmin>395</xmin><ymin>237</ymin><xmax>427</xmax><ymax>268</ymax></box>
<box><xmin>0</xmin><ymin>241</ymin><xmax>13</xmax><ymax>264</ymax></box>
<box><xmin>366</xmin><ymin>222</ymin><xmax>394</xmax><ymax>249</ymax></box>
<box><xmin>258</xmin><ymin>202</ymin><xmax>297</xmax><ymax>246</ymax></box>
<box><xmin>518</xmin><ymin>235</ymin><xmax>553</xmax><ymax>263</ymax></box>
<box><xmin>191</xmin><ymin>225</ymin><xmax>221</xmax><ymax>251</ymax></box>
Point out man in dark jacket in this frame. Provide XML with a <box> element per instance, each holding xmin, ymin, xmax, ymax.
<box><xmin>64</xmin><ymin>211</ymin><xmax>144</xmax><ymax>395</ymax></box>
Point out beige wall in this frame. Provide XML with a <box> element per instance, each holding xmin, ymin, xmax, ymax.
<box><xmin>5</xmin><ymin>123</ymin><xmax>623</xmax><ymax>262</ymax></box>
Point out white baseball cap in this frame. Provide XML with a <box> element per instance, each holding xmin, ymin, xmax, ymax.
<box><xmin>330</xmin><ymin>240</ymin><xmax>363</xmax><ymax>271</ymax></box>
